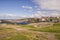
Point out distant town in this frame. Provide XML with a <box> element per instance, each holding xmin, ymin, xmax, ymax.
<box><xmin>0</xmin><ymin>16</ymin><xmax>60</xmax><ymax>24</ymax></box>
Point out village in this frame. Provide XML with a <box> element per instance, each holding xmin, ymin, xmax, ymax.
<box><xmin>0</xmin><ymin>16</ymin><xmax>60</xmax><ymax>24</ymax></box>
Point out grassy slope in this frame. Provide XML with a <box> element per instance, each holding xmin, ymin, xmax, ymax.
<box><xmin>20</xmin><ymin>23</ymin><xmax>60</xmax><ymax>33</ymax></box>
<box><xmin>0</xmin><ymin>26</ymin><xmax>47</xmax><ymax>40</ymax></box>
<box><xmin>38</xmin><ymin>23</ymin><xmax>60</xmax><ymax>40</ymax></box>
<box><xmin>0</xmin><ymin>23</ymin><xmax>60</xmax><ymax>40</ymax></box>
<box><xmin>38</xmin><ymin>23</ymin><xmax>60</xmax><ymax>33</ymax></box>
<box><xmin>20</xmin><ymin>23</ymin><xmax>60</xmax><ymax>40</ymax></box>
<box><xmin>55</xmin><ymin>34</ymin><xmax>60</xmax><ymax>40</ymax></box>
<box><xmin>0</xmin><ymin>28</ymin><xmax>30</xmax><ymax>40</ymax></box>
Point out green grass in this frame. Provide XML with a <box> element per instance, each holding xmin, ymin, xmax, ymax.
<box><xmin>0</xmin><ymin>28</ymin><xmax>13</xmax><ymax>31</ymax></box>
<box><xmin>0</xmin><ymin>26</ymin><xmax>47</xmax><ymax>40</ymax></box>
<box><xmin>5</xmin><ymin>34</ymin><xmax>29</xmax><ymax>40</ymax></box>
<box><xmin>38</xmin><ymin>23</ymin><xmax>60</xmax><ymax>33</ymax></box>
<box><xmin>19</xmin><ymin>23</ymin><xmax>60</xmax><ymax>40</ymax></box>
<box><xmin>20</xmin><ymin>23</ymin><xmax>60</xmax><ymax>33</ymax></box>
<box><xmin>55</xmin><ymin>34</ymin><xmax>60</xmax><ymax>40</ymax></box>
<box><xmin>20</xmin><ymin>25</ymin><xmax>36</xmax><ymax>29</ymax></box>
<box><xmin>0</xmin><ymin>23</ymin><xmax>60</xmax><ymax>40</ymax></box>
<box><xmin>0</xmin><ymin>28</ymin><xmax>29</xmax><ymax>40</ymax></box>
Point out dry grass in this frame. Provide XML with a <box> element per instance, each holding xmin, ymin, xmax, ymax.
<box><xmin>0</xmin><ymin>24</ymin><xmax>48</xmax><ymax>40</ymax></box>
<box><xmin>0</xmin><ymin>23</ymin><xmax>60</xmax><ymax>40</ymax></box>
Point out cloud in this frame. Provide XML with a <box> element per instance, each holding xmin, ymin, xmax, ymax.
<box><xmin>22</xmin><ymin>6</ymin><xmax>32</xmax><ymax>10</ymax></box>
<box><xmin>22</xmin><ymin>5</ymin><xmax>33</xmax><ymax>12</ymax></box>
<box><xmin>0</xmin><ymin>14</ymin><xmax>23</xmax><ymax>19</ymax></box>
<box><xmin>31</xmin><ymin>11</ymin><xmax>45</xmax><ymax>18</ymax></box>
<box><xmin>31</xmin><ymin>0</ymin><xmax>60</xmax><ymax>17</ymax></box>
<box><xmin>0</xmin><ymin>13</ymin><xmax>32</xmax><ymax>19</ymax></box>
<box><xmin>31</xmin><ymin>11</ymin><xmax>60</xmax><ymax>18</ymax></box>
<box><xmin>51</xmin><ymin>12</ymin><xmax>60</xmax><ymax>17</ymax></box>
<box><xmin>32</xmin><ymin>0</ymin><xmax>60</xmax><ymax>10</ymax></box>
<box><xmin>0</xmin><ymin>14</ymin><xmax>16</xmax><ymax>17</ymax></box>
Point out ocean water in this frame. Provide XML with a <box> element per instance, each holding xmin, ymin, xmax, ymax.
<box><xmin>0</xmin><ymin>22</ymin><xmax>30</xmax><ymax>25</ymax></box>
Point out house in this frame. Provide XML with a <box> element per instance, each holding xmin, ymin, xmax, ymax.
<box><xmin>40</xmin><ymin>17</ymin><xmax>47</xmax><ymax>22</ymax></box>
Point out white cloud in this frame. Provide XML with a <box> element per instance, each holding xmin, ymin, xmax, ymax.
<box><xmin>31</xmin><ymin>11</ymin><xmax>60</xmax><ymax>18</ymax></box>
<box><xmin>0</xmin><ymin>14</ymin><xmax>23</xmax><ymax>19</ymax></box>
<box><xmin>0</xmin><ymin>13</ymin><xmax>33</xmax><ymax>19</ymax></box>
<box><xmin>31</xmin><ymin>11</ymin><xmax>45</xmax><ymax>18</ymax></box>
<box><xmin>22</xmin><ymin>6</ymin><xmax>32</xmax><ymax>9</ymax></box>
<box><xmin>22</xmin><ymin>5</ymin><xmax>33</xmax><ymax>12</ymax></box>
<box><xmin>21</xmin><ymin>15</ymin><xmax>28</xmax><ymax>18</ymax></box>
<box><xmin>31</xmin><ymin>0</ymin><xmax>60</xmax><ymax>17</ymax></box>
<box><xmin>0</xmin><ymin>14</ymin><xmax>16</xmax><ymax>17</ymax></box>
<box><xmin>51</xmin><ymin>12</ymin><xmax>60</xmax><ymax>17</ymax></box>
<box><xmin>32</xmin><ymin>0</ymin><xmax>60</xmax><ymax>10</ymax></box>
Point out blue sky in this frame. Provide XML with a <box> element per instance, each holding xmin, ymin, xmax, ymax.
<box><xmin>0</xmin><ymin>0</ymin><xmax>37</xmax><ymax>19</ymax></box>
<box><xmin>0</xmin><ymin>0</ymin><xmax>60</xmax><ymax>19</ymax></box>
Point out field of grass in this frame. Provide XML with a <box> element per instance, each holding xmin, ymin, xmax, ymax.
<box><xmin>55</xmin><ymin>34</ymin><xmax>60</xmax><ymax>40</ymax></box>
<box><xmin>0</xmin><ymin>23</ymin><xmax>60</xmax><ymax>40</ymax></box>
<box><xmin>0</xmin><ymin>25</ymin><xmax>47</xmax><ymax>40</ymax></box>
<box><xmin>38</xmin><ymin>23</ymin><xmax>60</xmax><ymax>40</ymax></box>
<box><xmin>0</xmin><ymin>28</ymin><xmax>31</xmax><ymax>40</ymax></box>
<box><xmin>38</xmin><ymin>23</ymin><xmax>60</xmax><ymax>33</ymax></box>
<box><xmin>19</xmin><ymin>23</ymin><xmax>60</xmax><ymax>33</ymax></box>
<box><xmin>19</xmin><ymin>23</ymin><xmax>60</xmax><ymax>40</ymax></box>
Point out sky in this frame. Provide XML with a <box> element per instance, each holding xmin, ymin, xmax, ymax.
<box><xmin>0</xmin><ymin>0</ymin><xmax>60</xmax><ymax>19</ymax></box>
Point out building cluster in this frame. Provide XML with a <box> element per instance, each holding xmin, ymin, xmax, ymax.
<box><xmin>0</xmin><ymin>16</ymin><xmax>60</xmax><ymax>24</ymax></box>
<box><xmin>27</xmin><ymin>17</ymin><xmax>60</xmax><ymax>23</ymax></box>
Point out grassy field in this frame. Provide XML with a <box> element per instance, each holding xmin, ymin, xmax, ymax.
<box><xmin>38</xmin><ymin>23</ymin><xmax>60</xmax><ymax>40</ymax></box>
<box><xmin>0</xmin><ymin>24</ymin><xmax>47</xmax><ymax>40</ymax></box>
<box><xmin>0</xmin><ymin>28</ymin><xmax>33</xmax><ymax>40</ymax></box>
<box><xmin>38</xmin><ymin>23</ymin><xmax>60</xmax><ymax>33</ymax></box>
<box><xmin>19</xmin><ymin>23</ymin><xmax>60</xmax><ymax>40</ymax></box>
<box><xmin>36</xmin><ymin>23</ymin><xmax>60</xmax><ymax>40</ymax></box>
<box><xmin>0</xmin><ymin>23</ymin><xmax>60</xmax><ymax>40</ymax></box>
<box><xmin>55</xmin><ymin>34</ymin><xmax>60</xmax><ymax>40</ymax></box>
<box><xmin>20</xmin><ymin>23</ymin><xmax>60</xmax><ymax>33</ymax></box>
